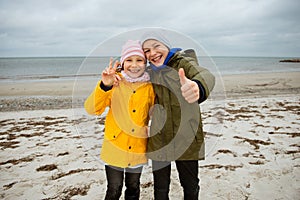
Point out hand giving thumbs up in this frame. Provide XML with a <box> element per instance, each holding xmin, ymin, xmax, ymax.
<box><xmin>178</xmin><ymin>68</ymin><xmax>200</xmax><ymax>103</ymax></box>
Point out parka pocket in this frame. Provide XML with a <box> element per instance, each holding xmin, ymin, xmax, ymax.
<box><xmin>189</xmin><ymin>118</ymin><xmax>203</xmax><ymax>143</ymax></box>
<box><xmin>104</xmin><ymin>120</ymin><xmax>122</xmax><ymax>140</ymax></box>
<box><xmin>104</xmin><ymin>129</ymin><xmax>122</xmax><ymax>141</ymax></box>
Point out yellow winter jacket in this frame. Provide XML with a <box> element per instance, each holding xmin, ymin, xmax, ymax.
<box><xmin>84</xmin><ymin>79</ymin><xmax>155</xmax><ymax>168</ymax></box>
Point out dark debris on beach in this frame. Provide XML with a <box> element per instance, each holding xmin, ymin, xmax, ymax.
<box><xmin>0</xmin><ymin>97</ymin><xmax>84</xmax><ymax>112</ymax></box>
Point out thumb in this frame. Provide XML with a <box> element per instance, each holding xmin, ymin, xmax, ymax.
<box><xmin>178</xmin><ymin>68</ymin><xmax>187</xmax><ymax>85</ymax></box>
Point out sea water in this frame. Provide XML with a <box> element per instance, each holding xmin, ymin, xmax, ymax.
<box><xmin>213</xmin><ymin>56</ymin><xmax>300</xmax><ymax>75</ymax></box>
<box><xmin>0</xmin><ymin>56</ymin><xmax>299</xmax><ymax>82</ymax></box>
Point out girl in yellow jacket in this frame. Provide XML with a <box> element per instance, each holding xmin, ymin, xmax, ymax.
<box><xmin>84</xmin><ymin>40</ymin><xmax>155</xmax><ymax>199</ymax></box>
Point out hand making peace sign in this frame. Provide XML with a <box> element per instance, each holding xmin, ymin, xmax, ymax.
<box><xmin>101</xmin><ymin>57</ymin><xmax>121</xmax><ymax>87</ymax></box>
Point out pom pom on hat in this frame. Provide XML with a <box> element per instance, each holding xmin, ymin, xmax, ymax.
<box><xmin>141</xmin><ymin>30</ymin><xmax>171</xmax><ymax>49</ymax></box>
<box><xmin>120</xmin><ymin>40</ymin><xmax>145</xmax><ymax>66</ymax></box>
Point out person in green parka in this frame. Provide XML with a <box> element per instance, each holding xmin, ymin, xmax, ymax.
<box><xmin>141</xmin><ymin>32</ymin><xmax>215</xmax><ymax>200</ymax></box>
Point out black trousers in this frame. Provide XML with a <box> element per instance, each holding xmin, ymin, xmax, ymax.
<box><xmin>104</xmin><ymin>165</ymin><xmax>143</xmax><ymax>200</ymax></box>
<box><xmin>152</xmin><ymin>160</ymin><xmax>200</xmax><ymax>200</ymax></box>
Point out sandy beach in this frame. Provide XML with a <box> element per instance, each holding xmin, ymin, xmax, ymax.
<box><xmin>0</xmin><ymin>72</ymin><xmax>299</xmax><ymax>199</ymax></box>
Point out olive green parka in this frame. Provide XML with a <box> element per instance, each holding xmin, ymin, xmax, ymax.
<box><xmin>147</xmin><ymin>50</ymin><xmax>215</xmax><ymax>161</ymax></box>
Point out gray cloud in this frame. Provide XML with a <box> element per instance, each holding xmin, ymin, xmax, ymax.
<box><xmin>0</xmin><ymin>0</ymin><xmax>299</xmax><ymax>57</ymax></box>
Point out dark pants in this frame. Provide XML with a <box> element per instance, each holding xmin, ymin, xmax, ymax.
<box><xmin>152</xmin><ymin>160</ymin><xmax>200</xmax><ymax>200</ymax></box>
<box><xmin>104</xmin><ymin>165</ymin><xmax>143</xmax><ymax>200</ymax></box>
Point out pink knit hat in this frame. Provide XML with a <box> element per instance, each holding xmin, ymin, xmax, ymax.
<box><xmin>120</xmin><ymin>40</ymin><xmax>145</xmax><ymax>66</ymax></box>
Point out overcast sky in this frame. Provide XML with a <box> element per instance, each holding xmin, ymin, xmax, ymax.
<box><xmin>0</xmin><ymin>0</ymin><xmax>299</xmax><ymax>57</ymax></box>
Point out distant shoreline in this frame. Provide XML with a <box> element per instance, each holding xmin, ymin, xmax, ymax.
<box><xmin>1</xmin><ymin>56</ymin><xmax>300</xmax><ymax>81</ymax></box>
<box><xmin>279</xmin><ymin>59</ymin><xmax>300</xmax><ymax>63</ymax></box>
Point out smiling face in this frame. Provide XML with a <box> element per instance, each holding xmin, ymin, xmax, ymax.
<box><xmin>142</xmin><ymin>39</ymin><xmax>170</xmax><ymax>67</ymax></box>
<box><xmin>123</xmin><ymin>55</ymin><xmax>146</xmax><ymax>79</ymax></box>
